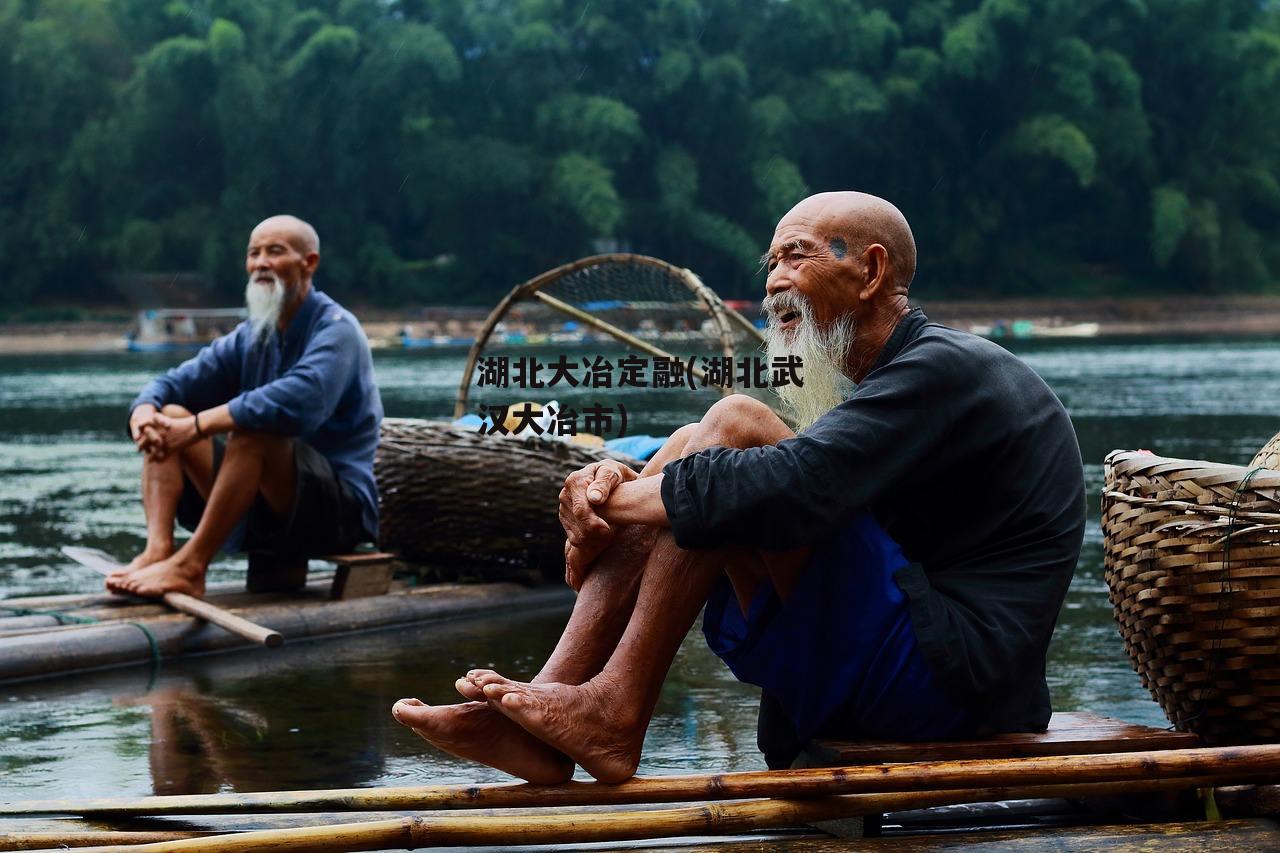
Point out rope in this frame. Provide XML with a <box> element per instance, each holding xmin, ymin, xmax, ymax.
<box><xmin>1</xmin><ymin>605</ymin><xmax>162</xmax><ymax>667</ymax></box>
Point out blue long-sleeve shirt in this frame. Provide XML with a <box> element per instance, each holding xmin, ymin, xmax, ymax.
<box><xmin>130</xmin><ymin>287</ymin><xmax>383</xmax><ymax>543</ymax></box>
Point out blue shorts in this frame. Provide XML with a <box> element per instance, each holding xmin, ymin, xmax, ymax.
<box><xmin>702</xmin><ymin>512</ymin><xmax>972</xmax><ymax>748</ymax></box>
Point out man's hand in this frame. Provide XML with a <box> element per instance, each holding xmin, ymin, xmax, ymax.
<box><xmin>151</xmin><ymin>413</ymin><xmax>200</xmax><ymax>459</ymax></box>
<box><xmin>559</xmin><ymin>460</ymin><xmax>638</xmax><ymax>590</ymax></box>
<box><xmin>130</xmin><ymin>404</ymin><xmax>165</xmax><ymax>458</ymax></box>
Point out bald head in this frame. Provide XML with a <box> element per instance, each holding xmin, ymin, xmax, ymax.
<box><xmin>251</xmin><ymin>215</ymin><xmax>320</xmax><ymax>256</ymax></box>
<box><xmin>778</xmin><ymin>192</ymin><xmax>916</xmax><ymax>292</ymax></box>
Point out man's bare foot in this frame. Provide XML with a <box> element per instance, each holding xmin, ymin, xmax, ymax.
<box><xmin>391</xmin><ymin>698</ymin><xmax>574</xmax><ymax>784</ymax></box>
<box><xmin>106</xmin><ymin>544</ymin><xmax>175</xmax><ymax>593</ymax></box>
<box><xmin>113</xmin><ymin>552</ymin><xmax>207</xmax><ymax>598</ymax></box>
<box><xmin>476</xmin><ymin>672</ymin><xmax>643</xmax><ymax>784</ymax></box>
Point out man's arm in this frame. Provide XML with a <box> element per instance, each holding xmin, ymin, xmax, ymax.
<box><xmin>228</xmin><ymin>318</ymin><xmax>362</xmax><ymax>435</ymax></box>
<box><xmin>596</xmin><ymin>476</ymin><xmax>668</xmax><ymax>527</ymax></box>
<box><xmin>660</xmin><ymin>343</ymin><xmax>964</xmax><ymax>551</ymax></box>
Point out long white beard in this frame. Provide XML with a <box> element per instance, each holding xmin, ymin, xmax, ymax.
<box><xmin>762</xmin><ymin>291</ymin><xmax>855</xmax><ymax>431</ymax></box>
<box><xmin>245</xmin><ymin>274</ymin><xmax>286</xmax><ymax>342</ymax></box>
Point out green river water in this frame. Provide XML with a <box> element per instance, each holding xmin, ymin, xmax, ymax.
<box><xmin>1</xmin><ymin>338</ymin><xmax>1279</xmax><ymax>799</ymax></box>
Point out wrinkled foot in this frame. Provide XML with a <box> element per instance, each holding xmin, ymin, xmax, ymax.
<box><xmin>479</xmin><ymin>673</ymin><xmax>643</xmax><ymax>783</ymax></box>
<box><xmin>113</xmin><ymin>552</ymin><xmax>206</xmax><ymax>598</ymax></box>
<box><xmin>106</xmin><ymin>544</ymin><xmax>175</xmax><ymax>593</ymax></box>
<box><xmin>391</xmin><ymin>699</ymin><xmax>573</xmax><ymax>784</ymax></box>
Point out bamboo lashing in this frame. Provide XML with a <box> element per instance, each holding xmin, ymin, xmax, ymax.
<box><xmin>5</xmin><ymin>743</ymin><xmax>1279</xmax><ymax>817</ymax></box>
<box><xmin>38</xmin><ymin>776</ymin><xmax>1280</xmax><ymax>852</ymax></box>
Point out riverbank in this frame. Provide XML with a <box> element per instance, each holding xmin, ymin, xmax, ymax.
<box><xmin>5</xmin><ymin>296</ymin><xmax>1280</xmax><ymax>354</ymax></box>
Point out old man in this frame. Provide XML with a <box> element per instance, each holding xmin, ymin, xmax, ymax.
<box><xmin>394</xmin><ymin>192</ymin><xmax>1085</xmax><ymax>782</ymax></box>
<box><xmin>111</xmin><ymin>215</ymin><xmax>383</xmax><ymax>599</ymax></box>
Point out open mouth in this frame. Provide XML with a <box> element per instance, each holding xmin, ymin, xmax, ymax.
<box><xmin>778</xmin><ymin>310</ymin><xmax>801</xmax><ymax>328</ymax></box>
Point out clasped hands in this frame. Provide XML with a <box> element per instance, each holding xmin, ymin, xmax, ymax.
<box><xmin>559</xmin><ymin>459</ymin><xmax>637</xmax><ymax>590</ymax></box>
<box><xmin>129</xmin><ymin>405</ymin><xmax>201</xmax><ymax>461</ymax></box>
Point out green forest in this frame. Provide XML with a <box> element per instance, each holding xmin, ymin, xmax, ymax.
<box><xmin>2</xmin><ymin>0</ymin><xmax>1278</xmax><ymax>309</ymax></box>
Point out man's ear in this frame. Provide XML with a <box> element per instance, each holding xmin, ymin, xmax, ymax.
<box><xmin>304</xmin><ymin>252</ymin><xmax>320</xmax><ymax>275</ymax></box>
<box><xmin>859</xmin><ymin>243</ymin><xmax>889</xmax><ymax>301</ymax></box>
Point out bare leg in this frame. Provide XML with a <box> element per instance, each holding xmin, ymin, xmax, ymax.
<box><xmin>118</xmin><ymin>431</ymin><xmax>295</xmax><ymax>598</ymax></box>
<box><xmin>475</xmin><ymin>397</ymin><xmax>805</xmax><ymax>782</ymax></box>
<box><xmin>111</xmin><ymin>405</ymin><xmax>214</xmax><ymax>591</ymax></box>
<box><xmin>392</xmin><ymin>428</ymin><xmax>702</xmax><ymax>782</ymax></box>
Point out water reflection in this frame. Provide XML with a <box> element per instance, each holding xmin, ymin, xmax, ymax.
<box><xmin>0</xmin><ymin>604</ymin><xmax>764</xmax><ymax>798</ymax></box>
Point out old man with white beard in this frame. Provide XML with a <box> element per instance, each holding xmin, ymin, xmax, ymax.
<box><xmin>393</xmin><ymin>191</ymin><xmax>1085</xmax><ymax>783</ymax></box>
<box><xmin>113</xmin><ymin>215</ymin><xmax>383</xmax><ymax>598</ymax></box>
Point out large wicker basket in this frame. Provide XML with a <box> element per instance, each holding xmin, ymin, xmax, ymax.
<box><xmin>375</xmin><ymin>418</ymin><xmax>643</xmax><ymax>578</ymax></box>
<box><xmin>1102</xmin><ymin>450</ymin><xmax>1280</xmax><ymax>743</ymax></box>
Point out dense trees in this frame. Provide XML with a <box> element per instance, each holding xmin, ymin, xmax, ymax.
<box><xmin>1</xmin><ymin>0</ymin><xmax>1277</xmax><ymax>307</ymax></box>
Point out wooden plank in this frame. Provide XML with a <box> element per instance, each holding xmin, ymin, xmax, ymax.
<box><xmin>330</xmin><ymin>560</ymin><xmax>395</xmax><ymax>600</ymax></box>
<box><xmin>807</xmin><ymin>712</ymin><xmax>1200</xmax><ymax>766</ymax></box>
<box><xmin>324</xmin><ymin>551</ymin><xmax>398</xmax><ymax>567</ymax></box>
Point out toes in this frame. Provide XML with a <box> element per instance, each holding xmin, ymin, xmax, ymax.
<box><xmin>455</xmin><ymin>678</ymin><xmax>484</xmax><ymax>700</ymax></box>
<box><xmin>482</xmin><ymin>682</ymin><xmax>521</xmax><ymax>704</ymax></box>
<box><xmin>470</xmin><ymin>671</ymin><xmax>511</xmax><ymax>689</ymax></box>
<box><xmin>392</xmin><ymin>699</ymin><xmax>429</xmax><ymax>726</ymax></box>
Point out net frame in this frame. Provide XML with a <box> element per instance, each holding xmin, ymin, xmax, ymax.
<box><xmin>452</xmin><ymin>253</ymin><xmax>764</xmax><ymax>418</ymax></box>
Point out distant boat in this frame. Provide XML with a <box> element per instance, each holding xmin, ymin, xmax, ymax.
<box><xmin>971</xmin><ymin>320</ymin><xmax>1101</xmax><ymax>339</ymax></box>
<box><xmin>126</xmin><ymin>308</ymin><xmax>245</xmax><ymax>352</ymax></box>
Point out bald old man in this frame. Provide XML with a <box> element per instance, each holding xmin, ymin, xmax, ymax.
<box><xmin>393</xmin><ymin>192</ymin><xmax>1085</xmax><ymax>782</ymax></box>
<box><xmin>111</xmin><ymin>216</ymin><xmax>383</xmax><ymax>598</ymax></box>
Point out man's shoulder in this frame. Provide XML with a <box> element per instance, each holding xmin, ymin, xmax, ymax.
<box><xmin>307</xmin><ymin>291</ymin><xmax>365</xmax><ymax>339</ymax></box>
<box><xmin>907</xmin><ymin>322</ymin><xmax>1032</xmax><ymax>372</ymax></box>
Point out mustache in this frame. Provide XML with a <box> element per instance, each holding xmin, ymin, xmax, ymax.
<box><xmin>761</xmin><ymin>290</ymin><xmax>809</xmax><ymax>324</ymax></box>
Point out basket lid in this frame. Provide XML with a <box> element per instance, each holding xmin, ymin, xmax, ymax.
<box><xmin>1250</xmin><ymin>430</ymin><xmax>1280</xmax><ymax>470</ymax></box>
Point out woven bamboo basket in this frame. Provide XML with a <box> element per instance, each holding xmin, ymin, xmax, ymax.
<box><xmin>1102</xmin><ymin>450</ymin><xmax>1280</xmax><ymax>743</ymax></box>
<box><xmin>376</xmin><ymin>418</ymin><xmax>642</xmax><ymax>578</ymax></box>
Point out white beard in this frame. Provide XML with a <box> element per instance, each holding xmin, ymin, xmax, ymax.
<box><xmin>245</xmin><ymin>274</ymin><xmax>287</xmax><ymax>342</ymax></box>
<box><xmin>762</xmin><ymin>291</ymin><xmax>855</xmax><ymax>431</ymax></box>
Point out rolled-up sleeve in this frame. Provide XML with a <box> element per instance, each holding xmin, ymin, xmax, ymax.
<box><xmin>661</xmin><ymin>342</ymin><xmax>966</xmax><ymax>551</ymax></box>
<box><xmin>228</xmin><ymin>319</ymin><xmax>359</xmax><ymax>435</ymax></box>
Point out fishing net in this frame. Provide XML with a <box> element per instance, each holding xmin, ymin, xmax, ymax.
<box><xmin>453</xmin><ymin>253</ymin><xmax>765</xmax><ymax>419</ymax></box>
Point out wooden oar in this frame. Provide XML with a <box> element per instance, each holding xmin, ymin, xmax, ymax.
<box><xmin>41</xmin><ymin>775</ymin><xmax>1279</xmax><ymax>852</ymax></box>
<box><xmin>61</xmin><ymin>547</ymin><xmax>282</xmax><ymax>648</ymax></box>
<box><xmin>5</xmin><ymin>743</ymin><xmax>1279</xmax><ymax>817</ymax></box>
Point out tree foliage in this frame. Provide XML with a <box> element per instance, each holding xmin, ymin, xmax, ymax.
<box><xmin>2</xmin><ymin>0</ymin><xmax>1279</xmax><ymax>306</ymax></box>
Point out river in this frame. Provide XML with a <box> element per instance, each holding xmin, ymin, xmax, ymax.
<box><xmin>2</xmin><ymin>338</ymin><xmax>1279</xmax><ymax>798</ymax></box>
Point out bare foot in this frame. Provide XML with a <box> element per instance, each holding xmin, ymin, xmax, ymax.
<box><xmin>479</xmin><ymin>673</ymin><xmax>642</xmax><ymax>783</ymax></box>
<box><xmin>106</xmin><ymin>544</ymin><xmax>174</xmax><ymax>593</ymax></box>
<box><xmin>114</xmin><ymin>552</ymin><xmax>207</xmax><ymax>598</ymax></box>
<box><xmin>391</xmin><ymin>699</ymin><xmax>574</xmax><ymax>784</ymax></box>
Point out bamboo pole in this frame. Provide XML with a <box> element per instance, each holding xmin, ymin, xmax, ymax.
<box><xmin>5</xmin><ymin>744</ymin><xmax>1280</xmax><ymax>818</ymax></box>
<box><xmin>48</xmin><ymin>775</ymin><xmax>1277</xmax><ymax>852</ymax></box>
<box><xmin>60</xmin><ymin>547</ymin><xmax>282</xmax><ymax>647</ymax></box>
<box><xmin>0</xmin><ymin>830</ymin><xmax>209</xmax><ymax>850</ymax></box>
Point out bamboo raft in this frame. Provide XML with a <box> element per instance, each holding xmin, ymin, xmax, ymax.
<box><xmin>0</xmin><ymin>571</ymin><xmax>572</xmax><ymax>685</ymax></box>
<box><xmin>1</xmin><ymin>731</ymin><xmax>1278</xmax><ymax>850</ymax></box>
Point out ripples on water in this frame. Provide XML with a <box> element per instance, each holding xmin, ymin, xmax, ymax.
<box><xmin>2</xmin><ymin>336</ymin><xmax>1279</xmax><ymax>798</ymax></box>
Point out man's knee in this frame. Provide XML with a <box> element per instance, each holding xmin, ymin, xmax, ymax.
<box><xmin>689</xmin><ymin>395</ymin><xmax>791</xmax><ymax>452</ymax></box>
<box><xmin>161</xmin><ymin>403</ymin><xmax>191</xmax><ymax>417</ymax></box>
